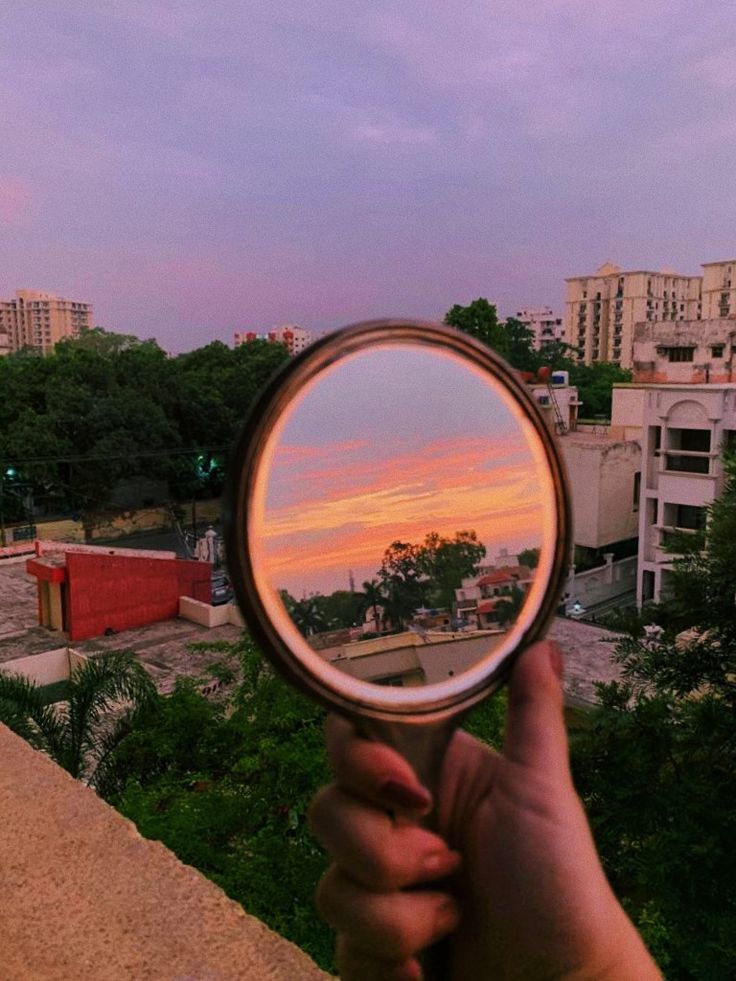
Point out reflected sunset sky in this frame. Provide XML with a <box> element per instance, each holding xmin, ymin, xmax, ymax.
<box><xmin>261</xmin><ymin>345</ymin><xmax>547</xmax><ymax>597</ymax></box>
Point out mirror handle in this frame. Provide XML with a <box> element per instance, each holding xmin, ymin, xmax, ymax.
<box><xmin>357</xmin><ymin>716</ymin><xmax>459</xmax><ymax>979</ymax></box>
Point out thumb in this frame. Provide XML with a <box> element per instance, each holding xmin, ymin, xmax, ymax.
<box><xmin>503</xmin><ymin>640</ymin><xmax>570</xmax><ymax>776</ymax></box>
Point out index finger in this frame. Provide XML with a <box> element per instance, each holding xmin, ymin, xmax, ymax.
<box><xmin>325</xmin><ymin>715</ymin><xmax>432</xmax><ymax>815</ymax></box>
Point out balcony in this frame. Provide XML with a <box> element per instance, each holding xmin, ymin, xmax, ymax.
<box><xmin>0</xmin><ymin>724</ymin><xmax>327</xmax><ymax>981</ymax></box>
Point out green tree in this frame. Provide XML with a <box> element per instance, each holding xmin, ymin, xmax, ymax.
<box><xmin>569</xmin><ymin>361</ymin><xmax>632</xmax><ymax>420</ymax></box>
<box><xmin>0</xmin><ymin>651</ymin><xmax>156</xmax><ymax>786</ymax></box>
<box><xmin>571</xmin><ymin>455</ymin><xmax>736</xmax><ymax>977</ymax></box>
<box><xmin>418</xmin><ymin>530</ymin><xmax>486</xmax><ymax>609</ymax></box>
<box><xmin>105</xmin><ymin>635</ymin><xmax>335</xmax><ymax>969</ymax></box>
<box><xmin>517</xmin><ymin>547</ymin><xmax>540</xmax><ymax>569</ymax></box>
<box><xmin>444</xmin><ymin>297</ymin><xmax>505</xmax><ymax>350</ymax></box>
<box><xmin>362</xmin><ymin>578</ymin><xmax>385</xmax><ymax>632</ymax></box>
<box><xmin>378</xmin><ymin>540</ymin><xmax>425</xmax><ymax>627</ymax></box>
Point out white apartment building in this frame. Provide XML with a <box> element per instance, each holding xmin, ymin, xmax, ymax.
<box><xmin>565</xmin><ymin>263</ymin><xmax>702</xmax><ymax>370</ymax></box>
<box><xmin>514</xmin><ymin>307</ymin><xmax>564</xmax><ymax>351</ymax></box>
<box><xmin>234</xmin><ymin>324</ymin><xmax>313</xmax><ymax>356</ymax></box>
<box><xmin>701</xmin><ymin>260</ymin><xmax>736</xmax><ymax>319</ymax></box>
<box><xmin>636</xmin><ymin>384</ymin><xmax>736</xmax><ymax>605</ymax></box>
<box><xmin>0</xmin><ymin>289</ymin><xmax>93</xmax><ymax>355</ymax></box>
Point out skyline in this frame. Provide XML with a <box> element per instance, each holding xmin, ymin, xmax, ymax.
<box><xmin>2</xmin><ymin>4</ymin><xmax>736</xmax><ymax>353</ymax></box>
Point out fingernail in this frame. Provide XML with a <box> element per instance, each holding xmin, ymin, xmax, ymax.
<box><xmin>381</xmin><ymin>779</ymin><xmax>432</xmax><ymax>812</ymax></box>
<box><xmin>549</xmin><ymin>643</ymin><xmax>563</xmax><ymax>678</ymax></box>
<box><xmin>421</xmin><ymin>849</ymin><xmax>461</xmax><ymax>877</ymax></box>
<box><xmin>434</xmin><ymin>896</ymin><xmax>461</xmax><ymax>935</ymax></box>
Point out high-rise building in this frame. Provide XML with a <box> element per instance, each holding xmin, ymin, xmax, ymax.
<box><xmin>234</xmin><ymin>324</ymin><xmax>313</xmax><ymax>356</ymax></box>
<box><xmin>514</xmin><ymin>307</ymin><xmax>564</xmax><ymax>351</ymax></box>
<box><xmin>564</xmin><ymin>263</ymin><xmax>702</xmax><ymax>369</ymax></box>
<box><xmin>701</xmin><ymin>259</ymin><xmax>736</xmax><ymax>319</ymax></box>
<box><xmin>0</xmin><ymin>289</ymin><xmax>93</xmax><ymax>355</ymax></box>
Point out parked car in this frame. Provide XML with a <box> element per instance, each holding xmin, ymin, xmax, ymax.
<box><xmin>211</xmin><ymin>572</ymin><xmax>234</xmax><ymax>606</ymax></box>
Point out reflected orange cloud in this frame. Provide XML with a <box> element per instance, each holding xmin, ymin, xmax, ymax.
<box><xmin>262</xmin><ymin>433</ymin><xmax>546</xmax><ymax>593</ymax></box>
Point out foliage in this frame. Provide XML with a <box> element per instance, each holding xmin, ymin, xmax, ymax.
<box><xmin>0</xmin><ymin>651</ymin><xmax>156</xmax><ymax>785</ymax></box>
<box><xmin>517</xmin><ymin>547</ymin><xmax>540</xmax><ymax>569</ymax></box>
<box><xmin>444</xmin><ymin>298</ymin><xmax>632</xmax><ymax>419</ymax></box>
<box><xmin>0</xmin><ymin>328</ymin><xmax>289</xmax><ymax>530</ymax></box>
<box><xmin>104</xmin><ymin>635</ymin><xmax>335</xmax><ymax>970</ymax></box>
<box><xmin>571</xmin><ymin>456</ymin><xmax>736</xmax><ymax>978</ymax></box>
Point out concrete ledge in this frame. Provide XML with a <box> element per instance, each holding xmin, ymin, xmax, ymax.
<box><xmin>179</xmin><ymin>596</ymin><xmax>246</xmax><ymax>629</ymax></box>
<box><xmin>0</xmin><ymin>724</ymin><xmax>327</xmax><ymax>980</ymax></box>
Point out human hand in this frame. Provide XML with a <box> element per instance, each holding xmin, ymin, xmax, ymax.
<box><xmin>309</xmin><ymin>641</ymin><xmax>662</xmax><ymax>980</ymax></box>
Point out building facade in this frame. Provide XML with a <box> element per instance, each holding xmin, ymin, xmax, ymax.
<box><xmin>514</xmin><ymin>307</ymin><xmax>564</xmax><ymax>351</ymax></box>
<box><xmin>564</xmin><ymin>263</ymin><xmax>702</xmax><ymax>369</ymax></box>
<box><xmin>635</xmin><ymin>385</ymin><xmax>736</xmax><ymax>604</ymax></box>
<box><xmin>0</xmin><ymin>290</ymin><xmax>93</xmax><ymax>355</ymax></box>
<box><xmin>632</xmin><ymin>319</ymin><xmax>736</xmax><ymax>384</ymax></box>
<box><xmin>234</xmin><ymin>324</ymin><xmax>313</xmax><ymax>356</ymax></box>
<box><xmin>701</xmin><ymin>260</ymin><xmax>736</xmax><ymax>319</ymax></box>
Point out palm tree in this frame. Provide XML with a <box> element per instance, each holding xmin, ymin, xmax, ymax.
<box><xmin>289</xmin><ymin>597</ymin><xmax>328</xmax><ymax>637</ymax></box>
<box><xmin>0</xmin><ymin>651</ymin><xmax>156</xmax><ymax>788</ymax></box>
<box><xmin>361</xmin><ymin>579</ymin><xmax>385</xmax><ymax>633</ymax></box>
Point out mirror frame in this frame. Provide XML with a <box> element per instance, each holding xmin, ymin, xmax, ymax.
<box><xmin>224</xmin><ymin>319</ymin><xmax>572</xmax><ymax>724</ymax></box>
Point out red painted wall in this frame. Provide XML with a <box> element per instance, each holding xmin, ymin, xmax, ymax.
<box><xmin>64</xmin><ymin>552</ymin><xmax>211</xmax><ymax>641</ymax></box>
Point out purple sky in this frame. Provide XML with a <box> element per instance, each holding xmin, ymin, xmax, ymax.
<box><xmin>2</xmin><ymin>2</ymin><xmax>736</xmax><ymax>352</ymax></box>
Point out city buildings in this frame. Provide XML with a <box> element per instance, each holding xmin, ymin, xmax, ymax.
<box><xmin>634</xmin><ymin>384</ymin><xmax>736</xmax><ymax>604</ymax></box>
<box><xmin>234</xmin><ymin>324</ymin><xmax>313</xmax><ymax>356</ymax></box>
<box><xmin>515</xmin><ymin>306</ymin><xmax>564</xmax><ymax>350</ymax></box>
<box><xmin>0</xmin><ymin>289</ymin><xmax>93</xmax><ymax>355</ymax></box>
<box><xmin>564</xmin><ymin>263</ymin><xmax>702</xmax><ymax>369</ymax></box>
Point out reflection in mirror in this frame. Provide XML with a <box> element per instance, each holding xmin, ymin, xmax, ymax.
<box><xmin>258</xmin><ymin>344</ymin><xmax>552</xmax><ymax>688</ymax></box>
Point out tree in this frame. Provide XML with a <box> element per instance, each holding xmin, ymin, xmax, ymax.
<box><xmin>0</xmin><ymin>651</ymin><xmax>156</xmax><ymax>786</ymax></box>
<box><xmin>444</xmin><ymin>298</ymin><xmax>505</xmax><ymax>350</ymax></box>
<box><xmin>362</xmin><ymin>579</ymin><xmax>385</xmax><ymax>632</ymax></box>
<box><xmin>289</xmin><ymin>597</ymin><xmax>328</xmax><ymax>637</ymax></box>
<box><xmin>378</xmin><ymin>540</ymin><xmax>425</xmax><ymax>627</ymax></box>
<box><xmin>418</xmin><ymin>530</ymin><xmax>486</xmax><ymax>609</ymax></box>
<box><xmin>517</xmin><ymin>547</ymin><xmax>540</xmax><ymax>569</ymax></box>
<box><xmin>569</xmin><ymin>361</ymin><xmax>632</xmax><ymax>420</ymax></box>
<box><xmin>570</xmin><ymin>455</ymin><xmax>736</xmax><ymax>977</ymax></box>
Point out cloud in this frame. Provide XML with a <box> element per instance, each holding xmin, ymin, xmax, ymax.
<box><xmin>0</xmin><ymin>176</ymin><xmax>35</xmax><ymax>226</ymax></box>
<box><xmin>350</xmin><ymin>121</ymin><xmax>438</xmax><ymax>146</ymax></box>
<box><xmin>692</xmin><ymin>45</ymin><xmax>736</xmax><ymax>90</ymax></box>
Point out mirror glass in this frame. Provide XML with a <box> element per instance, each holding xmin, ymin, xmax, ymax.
<box><xmin>248</xmin><ymin>342</ymin><xmax>557</xmax><ymax>699</ymax></box>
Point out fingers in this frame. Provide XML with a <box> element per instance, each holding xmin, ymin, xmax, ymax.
<box><xmin>336</xmin><ymin>938</ymin><xmax>422</xmax><ymax>981</ymax></box>
<box><xmin>310</xmin><ymin>785</ymin><xmax>460</xmax><ymax>891</ymax></box>
<box><xmin>325</xmin><ymin>714</ymin><xmax>432</xmax><ymax>814</ymax></box>
<box><xmin>504</xmin><ymin>640</ymin><xmax>570</xmax><ymax>776</ymax></box>
<box><xmin>316</xmin><ymin>865</ymin><xmax>460</xmax><ymax>961</ymax></box>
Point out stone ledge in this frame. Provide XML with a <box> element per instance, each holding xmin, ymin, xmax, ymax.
<box><xmin>0</xmin><ymin>724</ymin><xmax>328</xmax><ymax>980</ymax></box>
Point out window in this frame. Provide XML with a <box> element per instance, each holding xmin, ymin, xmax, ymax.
<box><xmin>675</xmin><ymin>504</ymin><xmax>704</xmax><ymax>530</ymax></box>
<box><xmin>657</xmin><ymin>346</ymin><xmax>695</xmax><ymax>362</ymax></box>
<box><xmin>633</xmin><ymin>472</ymin><xmax>641</xmax><ymax>511</ymax></box>
<box><xmin>711</xmin><ymin>345</ymin><xmax>725</xmax><ymax>358</ymax></box>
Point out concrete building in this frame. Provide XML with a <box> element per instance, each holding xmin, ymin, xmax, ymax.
<box><xmin>234</xmin><ymin>324</ymin><xmax>313</xmax><ymax>356</ymax></box>
<box><xmin>635</xmin><ymin>384</ymin><xmax>736</xmax><ymax>604</ymax></box>
<box><xmin>515</xmin><ymin>307</ymin><xmax>564</xmax><ymax>351</ymax></box>
<box><xmin>0</xmin><ymin>289</ymin><xmax>93</xmax><ymax>355</ymax></box>
<box><xmin>701</xmin><ymin>259</ymin><xmax>736</xmax><ymax>320</ymax></box>
<box><xmin>632</xmin><ymin>319</ymin><xmax>736</xmax><ymax>384</ymax></box>
<box><xmin>564</xmin><ymin>263</ymin><xmax>702</xmax><ymax>369</ymax></box>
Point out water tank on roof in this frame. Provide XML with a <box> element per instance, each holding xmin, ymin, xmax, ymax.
<box><xmin>550</xmin><ymin>370</ymin><xmax>569</xmax><ymax>386</ymax></box>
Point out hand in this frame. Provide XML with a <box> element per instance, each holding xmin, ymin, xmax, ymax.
<box><xmin>309</xmin><ymin>641</ymin><xmax>662</xmax><ymax>980</ymax></box>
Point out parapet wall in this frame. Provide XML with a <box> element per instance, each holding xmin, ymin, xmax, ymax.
<box><xmin>0</xmin><ymin>723</ymin><xmax>327</xmax><ymax>981</ymax></box>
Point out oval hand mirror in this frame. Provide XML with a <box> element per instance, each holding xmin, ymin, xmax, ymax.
<box><xmin>225</xmin><ymin>320</ymin><xmax>570</xmax><ymax>791</ymax></box>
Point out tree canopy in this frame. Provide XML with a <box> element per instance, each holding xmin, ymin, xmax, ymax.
<box><xmin>444</xmin><ymin>298</ymin><xmax>632</xmax><ymax>419</ymax></box>
<box><xmin>0</xmin><ymin>329</ymin><xmax>290</xmax><ymax>529</ymax></box>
